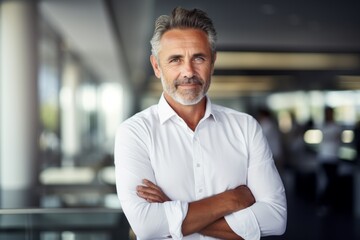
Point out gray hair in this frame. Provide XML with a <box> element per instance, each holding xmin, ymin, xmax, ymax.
<box><xmin>150</xmin><ymin>7</ymin><xmax>217</xmax><ymax>61</ymax></box>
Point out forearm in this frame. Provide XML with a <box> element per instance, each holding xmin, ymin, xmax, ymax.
<box><xmin>137</xmin><ymin>180</ymin><xmax>255</xmax><ymax>238</ymax></box>
<box><xmin>200</xmin><ymin>218</ymin><xmax>244</xmax><ymax>240</ymax></box>
<box><xmin>181</xmin><ymin>185</ymin><xmax>254</xmax><ymax>236</ymax></box>
<box><xmin>181</xmin><ymin>191</ymin><xmax>236</xmax><ymax>235</ymax></box>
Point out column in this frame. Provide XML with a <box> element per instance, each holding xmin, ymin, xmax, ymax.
<box><xmin>0</xmin><ymin>0</ymin><xmax>39</xmax><ymax>207</ymax></box>
<box><xmin>60</xmin><ymin>54</ymin><xmax>82</xmax><ymax>166</ymax></box>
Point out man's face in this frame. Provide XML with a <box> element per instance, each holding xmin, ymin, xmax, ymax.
<box><xmin>150</xmin><ymin>28</ymin><xmax>215</xmax><ymax>105</ymax></box>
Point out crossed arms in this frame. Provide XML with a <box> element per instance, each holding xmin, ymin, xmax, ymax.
<box><xmin>115</xmin><ymin>118</ymin><xmax>287</xmax><ymax>239</ymax></box>
<box><xmin>137</xmin><ymin>179</ymin><xmax>255</xmax><ymax>239</ymax></box>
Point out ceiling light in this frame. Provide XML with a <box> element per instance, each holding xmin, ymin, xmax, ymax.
<box><xmin>215</xmin><ymin>52</ymin><xmax>360</xmax><ymax>70</ymax></box>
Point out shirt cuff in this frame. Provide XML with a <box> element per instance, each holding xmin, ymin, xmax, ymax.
<box><xmin>163</xmin><ymin>200</ymin><xmax>188</xmax><ymax>240</ymax></box>
<box><xmin>225</xmin><ymin>208</ymin><xmax>260</xmax><ymax>240</ymax></box>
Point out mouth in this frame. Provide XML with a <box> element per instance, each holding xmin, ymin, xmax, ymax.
<box><xmin>175</xmin><ymin>78</ymin><xmax>203</xmax><ymax>89</ymax></box>
<box><xmin>176</xmin><ymin>83</ymin><xmax>202</xmax><ymax>92</ymax></box>
<box><xmin>178</xmin><ymin>82</ymin><xmax>199</xmax><ymax>87</ymax></box>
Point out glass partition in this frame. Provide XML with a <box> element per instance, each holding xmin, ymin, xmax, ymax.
<box><xmin>0</xmin><ymin>208</ymin><xmax>131</xmax><ymax>240</ymax></box>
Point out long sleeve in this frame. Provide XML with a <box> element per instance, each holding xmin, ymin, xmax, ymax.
<box><xmin>247</xmin><ymin>160</ymin><xmax>287</xmax><ymax>236</ymax></box>
<box><xmin>225</xmin><ymin>160</ymin><xmax>286</xmax><ymax>239</ymax></box>
<box><xmin>114</xmin><ymin>122</ymin><xmax>188</xmax><ymax>239</ymax></box>
<box><xmin>225</xmin><ymin>118</ymin><xmax>287</xmax><ymax>239</ymax></box>
<box><xmin>114</xmin><ymin>101</ymin><xmax>287</xmax><ymax>239</ymax></box>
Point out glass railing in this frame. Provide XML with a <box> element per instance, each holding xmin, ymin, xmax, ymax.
<box><xmin>0</xmin><ymin>208</ymin><xmax>131</xmax><ymax>240</ymax></box>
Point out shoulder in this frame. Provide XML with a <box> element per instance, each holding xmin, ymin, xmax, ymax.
<box><xmin>211</xmin><ymin>104</ymin><xmax>262</xmax><ymax>139</ymax></box>
<box><xmin>117</xmin><ymin>105</ymin><xmax>159</xmax><ymax>136</ymax></box>
<box><xmin>212</xmin><ymin>104</ymin><xmax>257</xmax><ymax>124</ymax></box>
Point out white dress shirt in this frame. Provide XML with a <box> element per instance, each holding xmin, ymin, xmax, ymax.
<box><xmin>115</xmin><ymin>95</ymin><xmax>287</xmax><ymax>240</ymax></box>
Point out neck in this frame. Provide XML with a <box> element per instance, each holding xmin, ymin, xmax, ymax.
<box><xmin>164</xmin><ymin>94</ymin><xmax>206</xmax><ymax>131</ymax></box>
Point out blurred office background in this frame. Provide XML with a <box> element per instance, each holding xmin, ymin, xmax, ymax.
<box><xmin>1</xmin><ymin>0</ymin><xmax>360</xmax><ymax>239</ymax></box>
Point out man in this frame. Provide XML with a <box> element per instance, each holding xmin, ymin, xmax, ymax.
<box><xmin>256</xmin><ymin>108</ymin><xmax>283</xmax><ymax>172</ymax></box>
<box><xmin>115</xmin><ymin>7</ymin><xmax>287</xmax><ymax>240</ymax></box>
<box><xmin>317</xmin><ymin>107</ymin><xmax>342</xmax><ymax>215</ymax></box>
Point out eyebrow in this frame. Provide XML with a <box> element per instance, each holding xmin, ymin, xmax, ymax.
<box><xmin>166</xmin><ymin>54</ymin><xmax>182</xmax><ymax>61</ymax></box>
<box><xmin>193</xmin><ymin>53</ymin><xmax>207</xmax><ymax>58</ymax></box>
<box><xmin>166</xmin><ymin>53</ymin><xmax>207</xmax><ymax>61</ymax></box>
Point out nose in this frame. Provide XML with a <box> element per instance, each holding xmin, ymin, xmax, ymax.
<box><xmin>181</xmin><ymin>60</ymin><xmax>195</xmax><ymax>79</ymax></box>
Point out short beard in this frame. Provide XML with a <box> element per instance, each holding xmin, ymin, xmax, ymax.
<box><xmin>161</xmin><ymin>76</ymin><xmax>209</xmax><ymax>105</ymax></box>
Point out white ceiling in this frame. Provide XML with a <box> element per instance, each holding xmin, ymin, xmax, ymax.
<box><xmin>40</xmin><ymin>0</ymin><xmax>128</xmax><ymax>85</ymax></box>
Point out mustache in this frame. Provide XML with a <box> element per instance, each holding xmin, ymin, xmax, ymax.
<box><xmin>174</xmin><ymin>77</ymin><xmax>203</xmax><ymax>87</ymax></box>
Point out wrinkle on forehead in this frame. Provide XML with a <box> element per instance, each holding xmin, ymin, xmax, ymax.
<box><xmin>158</xmin><ymin>29</ymin><xmax>211</xmax><ymax>58</ymax></box>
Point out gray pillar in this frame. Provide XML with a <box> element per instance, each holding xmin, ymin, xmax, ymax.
<box><xmin>0</xmin><ymin>0</ymin><xmax>39</xmax><ymax>208</ymax></box>
<box><xmin>60</xmin><ymin>55</ymin><xmax>82</xmax><ymax>166</ymax></box>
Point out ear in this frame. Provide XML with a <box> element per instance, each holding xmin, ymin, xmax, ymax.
<box><xmin>211</xmin><ymin>52</ymin><xmax>217</xmax><ymax>75</ymax></box>
<box><xmin>150</xmin><ymin>55</ymin><xmax>161</xmax><ymax>78</ymax></box>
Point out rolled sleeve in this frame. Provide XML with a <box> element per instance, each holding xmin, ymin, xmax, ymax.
<box><xmin>225</xmin><ymin>208</ymin><xmax>260</xmax><ymax>240</ymax></box>
<box><xmin>164</xmin><ymin>200</ymin><xmax>188</xmax><ymax>240</ymax></box>
<box><xmin>244</xmin><ymin>118</ymin><xmax>287</xmax><ymax>237</ymax></box>
<box><xmin>247</xmin><ymin>161</ymin><xmax>287</xmax><ymax>236</ymax></box>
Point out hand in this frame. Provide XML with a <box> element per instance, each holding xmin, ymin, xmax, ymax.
<box><xmin>231</xmin><ymin>185</ymin><xmax>255</xmax><ymax>210</ymax></box>
<box><xmin>136</xmin><ymin>179</ymin><xmax>171</xmax><ymax>203</ymax></box>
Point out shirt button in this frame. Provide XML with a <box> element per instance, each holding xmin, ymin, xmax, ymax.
<box><xmin>196</xmin><ymin>163</ymin><xmax>200</xmax><ymax>167</ymax></box>
<box><xmin>198</xmin><ymin>189</ymin><xmax>203</xmax><ymax>193</ymax></box>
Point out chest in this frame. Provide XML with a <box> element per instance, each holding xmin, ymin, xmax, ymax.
<box><xmin>148</xmin><ymin>123</ymin><xmax>248</xmax><ymax>200</ymax></box>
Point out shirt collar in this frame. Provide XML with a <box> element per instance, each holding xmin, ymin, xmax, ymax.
<box><xmin>158</xmin><ymin>93</ymin><xmax>216</xmax><ymax>125</ymax></box>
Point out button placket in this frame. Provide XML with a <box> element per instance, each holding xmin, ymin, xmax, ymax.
<box><xmin>193</xmin><ymin>135</ymin><xmax>205</xmax><ymax>199</ymax></box>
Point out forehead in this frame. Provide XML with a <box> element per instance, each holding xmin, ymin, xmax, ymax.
<box><xmin>159</xmin><ymin>28</ymin><xmax>211</xmax><ymax>55</ymax></box>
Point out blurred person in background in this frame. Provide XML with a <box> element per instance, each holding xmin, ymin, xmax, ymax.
<box><xmin>316</xmin><ymin>106</ymin><xmax>342</xmax><ymax>215</ymax></box>
<box><xmin>257</xmin><ymin>107</ymin><xmax>284</xmax><ymax>173</ymax></box>
<box><xmin>115</xmin><ymin>7</ymin><xmax>286</xmax><ymax>239</ymax></box>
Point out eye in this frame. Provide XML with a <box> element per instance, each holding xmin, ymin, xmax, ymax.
<box><xmin>194</xmin><ymin>56</ymin><xmax>206</xmax><ymax>63</ymax></box>
<box><xmin>169</xmin><ymin>58</ymin><xmax>181</xmax><ymax>63</ymax></box>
